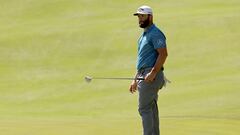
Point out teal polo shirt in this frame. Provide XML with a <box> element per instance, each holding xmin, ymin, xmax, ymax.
<box><xmin>137</xmin><ymin>24</ymin><xmax>166</xmax><ymax>70</ymax></box>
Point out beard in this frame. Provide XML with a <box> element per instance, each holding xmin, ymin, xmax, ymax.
<box><xmin>139</xmin><ymin>17</ymin><xmax>150</xmax><ymax>28</ymax></box>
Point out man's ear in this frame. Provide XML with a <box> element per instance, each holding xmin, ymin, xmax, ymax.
<box><xmin>148</xmin><ymin>15</ymin><xmax>153</xmax><ymax>21</ymax></box>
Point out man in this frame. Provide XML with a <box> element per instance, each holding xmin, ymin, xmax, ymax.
<box><xmin>129</xmin><ymin>5</ymin><xmax>168</xmax><ymax>135</ymax></box>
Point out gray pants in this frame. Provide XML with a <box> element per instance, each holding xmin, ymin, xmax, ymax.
<box><xmin>137</xmin><ymin>68</ymin><xmax>165</xmax><ymax>135</ymax></box>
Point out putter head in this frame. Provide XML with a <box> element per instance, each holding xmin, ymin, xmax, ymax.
<box><xmin>85</xmin><ymin>76</ymin><xmax>92</xmax><ymax>83</ymax></box>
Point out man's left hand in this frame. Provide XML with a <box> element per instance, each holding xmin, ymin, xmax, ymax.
<box><xmin>145</xmin><ymin>71</ymin><xmax>157</xmax><ymax>82</ymax></box>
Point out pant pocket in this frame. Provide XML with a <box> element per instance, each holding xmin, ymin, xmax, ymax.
<box><xmin>153</xmin><ymin>71</ymin><xmax>165</xmax><ymax>90</ymax></box>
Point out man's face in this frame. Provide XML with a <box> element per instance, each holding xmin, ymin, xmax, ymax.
<box><xmin>138</xmin><ymin>14</ymin><xmax>150</xmax><ymax>28</ymax></box>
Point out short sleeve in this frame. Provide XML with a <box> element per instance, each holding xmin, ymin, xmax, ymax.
<box><xmin>151</xmin><ymin>32</ymin><xmax>166</xmax><ymax>49</ymax></box>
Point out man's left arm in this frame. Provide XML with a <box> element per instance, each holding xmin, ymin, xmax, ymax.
<box><xmin>145</xmin><ymin>48</ymin><xmax>168</xmax><ymax>82</ymax></box>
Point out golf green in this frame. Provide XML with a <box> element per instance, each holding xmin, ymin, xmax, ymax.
<box><xmin>0</xmin><ymin>0</ymin><xmax>239</xmax><ymax>134</ymax></box>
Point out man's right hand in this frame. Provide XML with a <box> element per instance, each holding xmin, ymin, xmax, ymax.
<box><xmin>129</xmin><ymin>80</ymin><xmax>137</xmax><ymax>94</ymax></box>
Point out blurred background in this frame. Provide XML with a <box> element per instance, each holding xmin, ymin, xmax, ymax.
<box><xmin>0</xmin><ymin>0</ymin><xmax>239</xmax><ymax>135</ymax></box>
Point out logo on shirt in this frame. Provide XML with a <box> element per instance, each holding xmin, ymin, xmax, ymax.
<box><xmin>157</xmin><ymin>39</ymin><xmax>162</xmax><ymax>45</ymax></box>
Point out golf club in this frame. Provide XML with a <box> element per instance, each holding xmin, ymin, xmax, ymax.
<box><xmin>85</xmin><ymin>76</ymin><xmax>145</xmax><ymax>83</ymax></box>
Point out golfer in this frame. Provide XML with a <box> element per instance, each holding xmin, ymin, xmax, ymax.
<box><xmin>129</xmin><ymin>5</ymin><xmax>168</xmax><ymax>135</ymax></box>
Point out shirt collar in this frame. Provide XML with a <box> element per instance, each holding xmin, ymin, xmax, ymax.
<box><xmin>144</xmin><ymin>24</ymin><xmax>155</xmax><ymax>33</ymax></box>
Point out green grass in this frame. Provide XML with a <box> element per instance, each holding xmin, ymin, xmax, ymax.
<box><xmin>0</xmin><ymin>0</ymin><xmax>240</xmax><ymax>134</ymax></box>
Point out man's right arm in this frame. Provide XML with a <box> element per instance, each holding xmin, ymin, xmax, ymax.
<box><xmin>129</xmin><ymin>72</ymin><xmax>138</xmax><ymax>93</ymax></box>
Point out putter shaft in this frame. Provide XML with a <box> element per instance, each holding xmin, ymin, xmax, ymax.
<box><xmin>92</xmin><ymin>77</ymin><xmax>144</xmax><ymax>80</ymax></box>
<box><xmin>84</xmin><ymin>76</ymin><xmax>144</xmax><ymax>83</ymax></box>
